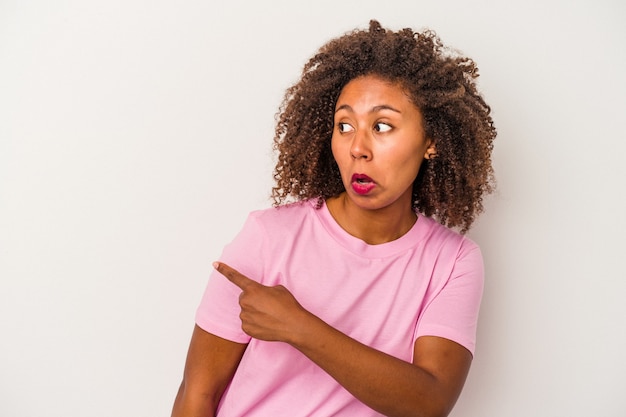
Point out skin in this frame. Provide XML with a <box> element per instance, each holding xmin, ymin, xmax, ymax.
<box><xmin>172</xmin><ymin>75</ymin><xmax>472</xmax><ymax>417</ymax></box>
<box><xmin>327</xmin><ymin>75</ymin><xmax>435</xmax><ymax>244</ymax></box>
<box><xmin>172</xmin><ymin>327</ymin><xmax>246</xmax><ymax>416</ymax></box>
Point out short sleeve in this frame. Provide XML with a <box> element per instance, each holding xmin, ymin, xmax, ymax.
<box><xmin>414</xmin><ymin>238</ymin><xmax>484</xmax><ymax>355</ymax></box>
<box><xmin>195</xmin><ymin>213</ymin><xmax>267</xmax><ymax>343</ymax></box>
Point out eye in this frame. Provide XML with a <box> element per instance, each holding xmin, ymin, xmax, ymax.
<box><xmin>374</xmin><ymin>122</ymin><xmax>392</xmax><ymax>133</ymax></box>
<box><xmin>337</xmin><ymin>122</ymin><xmax>354</xmax><ymax>133</ymax></box>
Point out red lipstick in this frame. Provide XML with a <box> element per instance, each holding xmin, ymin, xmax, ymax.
<box><xmin>351</xmin><ymin>173</ymin><xmax>375</xmax><ymax>195</ymax></box>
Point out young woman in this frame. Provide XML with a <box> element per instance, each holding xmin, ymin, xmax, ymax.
<box><xmin>172</xmin><ymin>20</ymin><xmax>496</xmax><ymax>417</ymax></box>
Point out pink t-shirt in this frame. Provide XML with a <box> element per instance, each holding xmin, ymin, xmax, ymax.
<box><xmin>196</xmin><ymin>200</ymin><xmax>484</xmax><ymax>416</ymax></box>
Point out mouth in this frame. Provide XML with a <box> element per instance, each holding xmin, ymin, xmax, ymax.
<box><xmin>352</xmin><ymin>173</ymin><xmax>374</xmax><ymax>183</ymax></box>
<box><xmin>350</xmin><ymin>173</ymin><xmax>375</xmax><ymax>195</ymax></box>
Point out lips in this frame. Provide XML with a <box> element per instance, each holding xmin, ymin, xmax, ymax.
<box><xmin>351</xmin><ymin>173</ymin><xmax>375</xmax><ymax>195</ymax></box>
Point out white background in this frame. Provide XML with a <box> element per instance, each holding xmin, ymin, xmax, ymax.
<box><xmin>1</xmin><ymin>1</ymin><xmax>625</xmax><ymax>416</ymax></box>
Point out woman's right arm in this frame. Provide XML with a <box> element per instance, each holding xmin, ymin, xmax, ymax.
<box><xmin>171</xmin><ymin>325</ymin><xmax>247</xmax><ymax>417</ymax></box>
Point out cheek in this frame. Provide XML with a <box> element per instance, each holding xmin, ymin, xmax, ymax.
<box><xmin>330</xmin><ymin>137</ymin><xmax>338</xmax><ymax>160</ymax></box>
<box><xmin>394</xmin><ymin>151</ymin><xmax>425</xmax><ymax>183</ymax></box>
<box><xmin>330</xmin><ymin>137</ymin><xmax>346</xmax><ymax>168</ymax></box>
<box><xmin>409</xmin><ymin>155</ymin><xmax>426</xmax><ymax>174</ymax></box>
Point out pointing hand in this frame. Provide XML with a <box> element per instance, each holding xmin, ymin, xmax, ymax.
<box><xmin>213</xmin><ymin>261</ymin><xmax>308</xmax><ymax>343</ymax></box>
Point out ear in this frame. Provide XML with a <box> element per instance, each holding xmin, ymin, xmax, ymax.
<box><xmin>424</xmin><ymin>140</ymin><xmax>437</xmax><ymax>160</ymax></box>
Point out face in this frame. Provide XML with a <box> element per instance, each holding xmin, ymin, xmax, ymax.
<box><xmin>331</xmin><ymin>75</ymin><xmax>434</xmax><ymax>213</ymax></box>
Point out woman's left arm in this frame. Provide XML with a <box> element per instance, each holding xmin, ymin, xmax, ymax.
<box><xmin>213</xmin><ymin>262</ymin><xmax>472</xmax><ymax>417</ymax></box>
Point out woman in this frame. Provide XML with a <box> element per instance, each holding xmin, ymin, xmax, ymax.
<box><xmin>172</xmin><ymin>20</ymin><xmax>496</xmax><ymax>417</ymax></box>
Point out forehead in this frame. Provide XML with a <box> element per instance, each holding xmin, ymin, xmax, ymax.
<box><xmin>335</xmin><ymin>75</ymin><xmax>416</xmax><ymax>111</ymax></box>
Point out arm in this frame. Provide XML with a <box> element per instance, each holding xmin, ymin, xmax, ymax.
<box><xmin>214</xmin><ymin>262</ymin><xmax>472</xmax><ymax>417</ymax></box>
<box><xmin>171</xmin><ymin>325</ymin><xmax>247</xmax><ymax>417</ymax></box>
<box><xmin>290</xmin><ymin>314</ymin><xmax>471</xmax><ymax>417</ymax></box>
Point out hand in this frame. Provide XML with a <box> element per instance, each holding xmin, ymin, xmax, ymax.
<box><xmin>213</xmin><ymin>262</ymin><xmax>308</xmax><ymax>343</ymax></box>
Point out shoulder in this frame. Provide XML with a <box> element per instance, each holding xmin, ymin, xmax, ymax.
<box><xmin>419</xmin><ymin>216</ymin><xmax>477</xmax><ymax>247</ymax></box>
<box><xmin>246</xmin><ymin>200</ymin><xmax>318</xmax><ymax>233</ymax></box>
<box><xmin>418</xmin><ymin>215</ymin><xmax>482</xmax><ymax>265</ymax></box>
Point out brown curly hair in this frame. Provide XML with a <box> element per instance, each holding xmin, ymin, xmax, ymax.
<box><xmin>272</xmin><ymin>20</ymin><xmax>496</xmax><ymax>233</ymax></box>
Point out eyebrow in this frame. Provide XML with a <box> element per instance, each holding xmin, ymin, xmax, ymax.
<box><xmin>334</xmin><ymin>104</ymin><xmax>402</xmax><ymax>114</ymax></box>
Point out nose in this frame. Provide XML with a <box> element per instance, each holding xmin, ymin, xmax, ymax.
<box><xmin>350</xmin><ymin>129</ymin><xmax>372</xmax><ymax>160</ymax></box>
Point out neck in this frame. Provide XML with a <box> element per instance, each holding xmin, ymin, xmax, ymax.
<box><xmin>326</xmin><ymin>193</ymin><xmax>417</xmax><ymax>245</ymax></box>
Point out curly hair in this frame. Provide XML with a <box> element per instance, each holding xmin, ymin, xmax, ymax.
<box><xmin>272</xmin><ymin>20</ymin><xmax>496</xmax><ymax>233</ymax></box>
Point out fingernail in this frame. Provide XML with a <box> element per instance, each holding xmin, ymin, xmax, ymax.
<box><xmin>212</xmin><ymin>262</ymin><xmax>219</xmax><ymax>269</ymax></box>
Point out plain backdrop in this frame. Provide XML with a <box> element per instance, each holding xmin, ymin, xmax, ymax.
<box><xmin>1</xmin><ymin>0</ymin><xmax>625</xmax><ymax>416</ymax></box>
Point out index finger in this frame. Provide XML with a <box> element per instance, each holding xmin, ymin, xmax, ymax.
<box><xmin>212</xmin><ymin>261</ymin><xmax>257</xmax><ymax>290</ymax></box>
